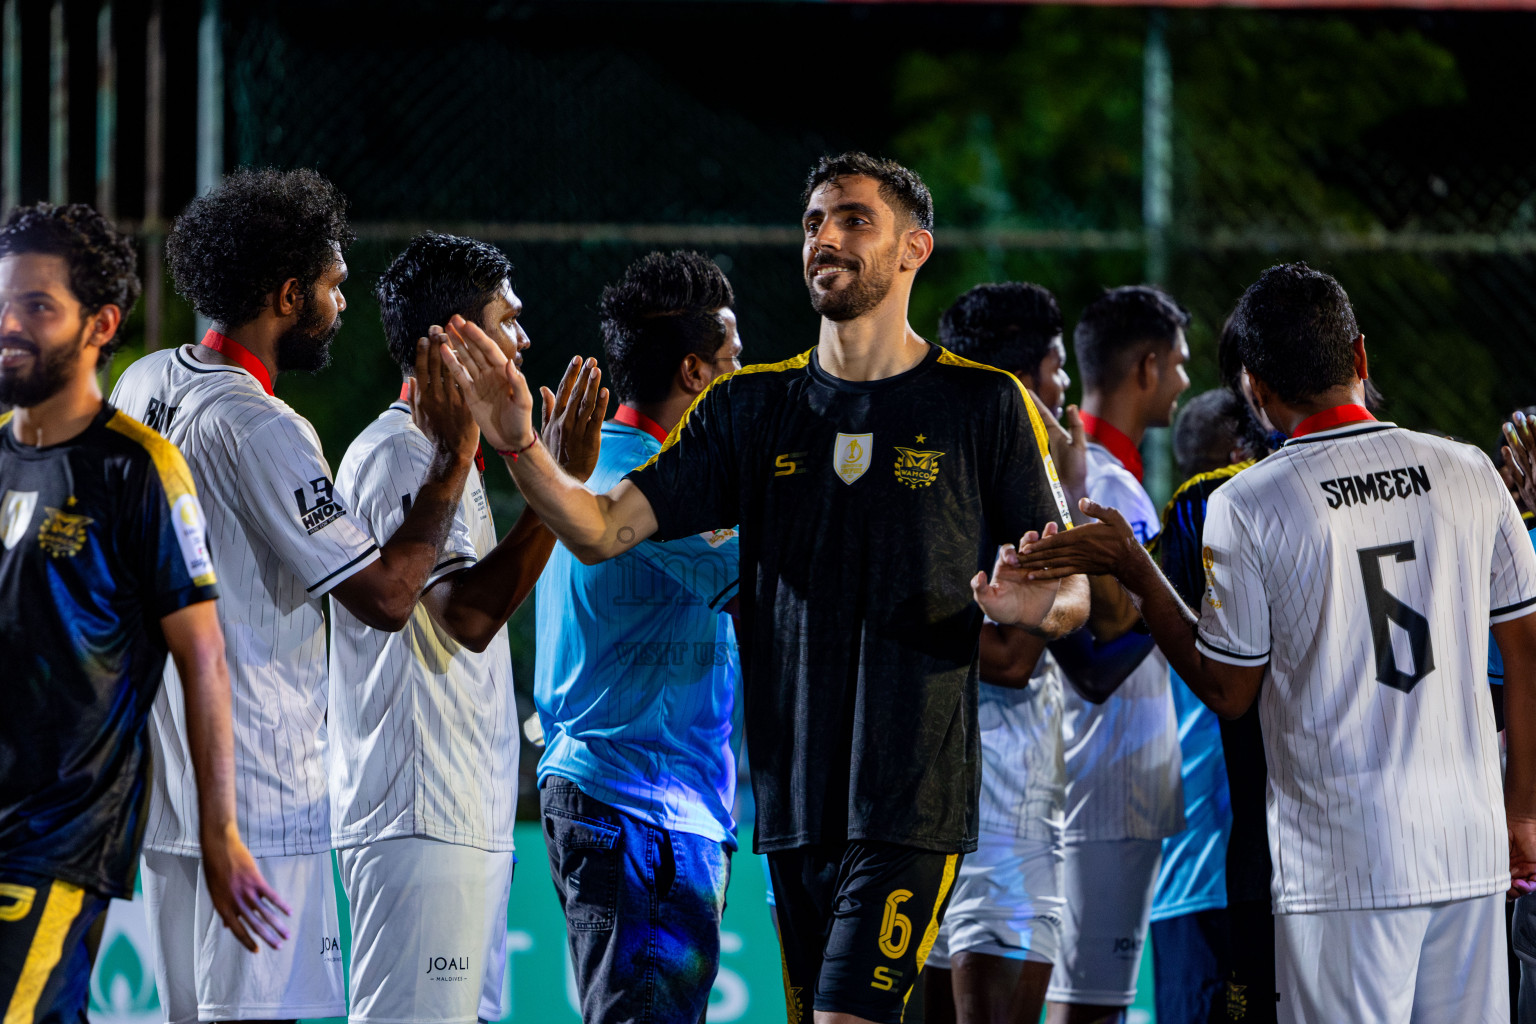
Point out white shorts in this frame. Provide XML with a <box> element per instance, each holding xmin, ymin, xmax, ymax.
<box><xmin>1275</xmin><ymin>892</ymin><xmax>1508</xmax><ymax>1024</ymax></box>
<box><xmin>927</xmin><ymin>832</ymin><xmax>1064</xmax><ymax>970</ymax></box>
<box><xmin>338</xmin><ymin>836</ymin><xmax>516</xmax><ymax>1024</ymax></box>
<box><xmin>1045</xmin><ymin>837</ymin><xmax>1161</xmax><ymax>1007</ymax></box>
<box><xmin>142</xmin><ymin>849</ymin><xmax>345</xmax><ymax>1023</ymax></box>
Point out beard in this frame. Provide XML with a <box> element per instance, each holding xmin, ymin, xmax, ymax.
<box><xmin>0</xmin><ymin>325</ymin><xmax>87</xmax><ymax>407</ymax></box>
<box><xmin>275</xmin><ymin>299</ymin><xmax>342</xmax><ymax>375</ymax></box>
<box><xmin>805</xmin><ymin>245</ymin><xmax>899</xmax><ymax>323</ymax></box>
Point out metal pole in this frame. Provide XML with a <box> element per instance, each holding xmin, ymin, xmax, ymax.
<box><xmin>194</xmin><ymin>0</ymin><xmax>220</xmax><ymax>339</ymax></box>
<box><xmin>144</xmin><ymin>0</ymin><xmax>164</xmax><ymax>349</ymax></box>
<box><xmin>48</xmin><ymin>0</ymin><xmax>66</xmax><ymax>204</ymax></box>
<box><xmin>1142</xmin><ymin>8</ymin><xmax>1174</xmax><ymax>504</ymax></box>
<box><xmin>96</xmin><ymin>1</ymin><xmax>115</xmax><ymax>219</ymax></box>
<box><xmin>2</xmin><ymin>0</ymin><xmax>20</xmax><ymax>213</ymax></box>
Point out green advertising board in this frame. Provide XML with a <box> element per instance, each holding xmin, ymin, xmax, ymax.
<box><xmin>88</xmin><ymin>823</ymin><xmax>1156</xmax><ymax>1023</ymax></box>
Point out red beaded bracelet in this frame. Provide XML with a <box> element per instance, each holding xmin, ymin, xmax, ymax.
<box><xmin>495</xmin><ymin>436</ymin><xmax>539</xmax><ymax>461</ymax></box>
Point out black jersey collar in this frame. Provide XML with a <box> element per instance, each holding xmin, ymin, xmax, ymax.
<box><xmin>808</xmin><ymin>343</ymin><xmax>940</xmax><ymax>393</ymax></box>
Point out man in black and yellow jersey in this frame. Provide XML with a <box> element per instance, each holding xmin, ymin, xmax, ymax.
<box><xmin>442</xmin><ymin>153</ymin><xmax>1090</xmax><ymax>1024</ymax></box>
<box><xmin>0</xmin><ymin>203</ymin><xmax>284</xmax><ymax>1024</ymax></box>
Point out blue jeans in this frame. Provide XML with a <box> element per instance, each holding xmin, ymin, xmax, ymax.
<box><xmin>540</xmin><ymin>777</ymin><xmax>732</xmax><ymax>1024</ymax></box>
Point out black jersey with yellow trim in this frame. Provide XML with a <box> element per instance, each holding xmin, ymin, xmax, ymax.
<box><xmin>627</xmin><ymin>344</ymin><xmax>1067</xmax><ymax>854</ymax></box>
<box><xmin>1153</xmin><ymin>459</ymin><xmax>1271</xmax><ymax>904</ymax></box>
<box><xmin>0</xmin><ymin>404</ymin><xmax>218</xmax><ymax>897</ymax></box>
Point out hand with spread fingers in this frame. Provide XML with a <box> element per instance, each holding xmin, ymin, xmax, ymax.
<box><xmin>1504</xmin><ymin>410</ymin><xmax>1536</xmax><ymax>513</ymax></box>
<box><xmin>202</xmin><ymin>824</ymin><xmax>292</xmax><ymax>952</ymax></box>
<box><xmin>540</xmin><ymin>355</ymin><xmax>610</xmax><ymax>482</ymax></box>
<box><xmin>1016</xmin><ymin>497</ymin><xmax>1149</xmax><ymax>581</ymax></box>
<box><xmin>436</xmin><ymin>314</ymin><xmax>539</xmax><ymax>455</ymax></box>
<box><xmin>407</xmin><ymin>333</ymin><xmax>478</xmax><ymax>463</ymax></box>
<box><xmin>971</xmin><ymin>525</ymin><xmax>1064</xmax><ymax>630</ymax></box>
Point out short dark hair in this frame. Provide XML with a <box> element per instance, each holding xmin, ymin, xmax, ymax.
<box><xmin>1230</xmin><ymin>263</ymin><xmax>1359</xmax><ymax>405</ymax></box>
<box><xmin>166</xmin><ymin>167</ymin><xmax>354</xmax><ymax>329</ymax></box>
<box><xmin>376</xmin><ymin>233</ymin><xmax>514</xmax><ymax>376</ymax></box>
<box><xmin>1073</xmin><ymin>285</ymin><xmax>1190</xmax><ymax>392</ymax></box>
<box><xmin>599</xmin><ymin>251</ymin><xmax>735</xmax><ymax>406</ymax></box>
<box><xmin>1173</xmin><ymin>388</ymin><xmax>1248</xmax><ymax>479</ymax></box>
<box><xmin>0</xmin><ymin>202</ymin><xmax>140</xmax><ymax>366</ymax></box>
<box><xmin>939</xmin><ymin>282</ymin><xmax>1062</xmax><ymax>377</ymax></box>
<box><xmin>802</xmin><ymin>152</ymin><xmax>934</xmax><ymax>231</ymax></box>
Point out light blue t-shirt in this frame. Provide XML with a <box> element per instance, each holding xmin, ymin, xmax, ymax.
<box><xmin>534</xmin><ymin>420</ymin><xmax>741</xmax><ymax>845</ymax></box>
<box><xmin>1151</xmin><ymin>669</ymin><xmax>1232</xmax><ymax>922</ymax></box>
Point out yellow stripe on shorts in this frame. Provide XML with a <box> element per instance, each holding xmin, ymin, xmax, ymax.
<box><xmin>4</xmin><ymin>880</ymin><xmax>84</xmax><ymax>1024</ymax></box>
<box><xmin>902</xmin><ymin>853</ymin><xmax>960</xmax><ymax>1011</ymax></box>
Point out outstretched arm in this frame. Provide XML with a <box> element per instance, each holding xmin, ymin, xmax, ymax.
<box><xmin>1017</xmin><ymin>498</ymin><xmax>1265</xmax><ymax>718</ymax></box>
<box><xmin>162</xmin><ymin>601</ymin><xmax>290</xmax><ymax>952</ymax></box>
<box><xmin>439</xmin><ymin>315</ymin><xmax>656</xmax><ymax>564</ymax></box>
<box><xmin>422</xmin><ymin>358</ymin><xmax>609</xmax><ymax>651</ymax></box>
<box><xmin>1497</xmin><ymin>611</ymin><xmax>1536</xmax><ymax>898</ymax></box>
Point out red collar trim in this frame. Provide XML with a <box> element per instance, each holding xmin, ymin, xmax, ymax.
<box><xmin>200</xmin><ymin>330</ymin><xmax>274</xmax><ymax>396</ymax></box>
<box><xmin>1290</xmin><ymin>404</ymin><xmax>1376</xmax><ymax>439</ymax></box>
<box><xmin>398</xmin><ymin>381</ymin><xmax>411</xmax><ymax>402</ymax></box>
<box><xmin>1079</xmin><ymin>411</ymin><xmax>1143</xmax><ymax>482</ymax></box>
<box><xmin>614</xmin><ymin>404</ymin><xmax>669</xmax><ymax>444</ymax></box>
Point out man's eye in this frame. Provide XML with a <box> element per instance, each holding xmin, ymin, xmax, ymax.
<box><xmin>28</xmin><ymin>302</ymin><xmax>49</xmax><ymax>314</ymax></box>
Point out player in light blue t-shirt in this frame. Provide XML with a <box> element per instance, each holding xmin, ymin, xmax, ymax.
<box><xmin>533</xmin><ymin>251</ymin><xmax>743</xmax><ymax>1024</ymax></box>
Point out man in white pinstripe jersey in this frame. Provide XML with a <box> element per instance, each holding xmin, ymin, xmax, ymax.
<box><xmin>1021</xmin><ymin>262</ymin><xmax>1536</xmax><ymax>1023</ymax></box>
<box><xmin>112</xmin><ymin>170</ymin><xmax>479</xmax><ymax>1024</ymax></box>
<box><xmin>328</xmin><ymin>233</ymin><xmax>605</xmax><ymax>1024</ymax></box>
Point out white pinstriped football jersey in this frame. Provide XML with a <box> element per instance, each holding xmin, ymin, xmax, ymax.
<box><xmin>1059</xmin><ymin>443</ymin><xmax>1186</xmax><ymax>842</ymax></box>
<box><xmin>1197</xmin><ymin>420</ymin><xmax>1536</xmax><ymax>913</ymax></box>
<box><xmin>976</xmin><ymin>651</ymin><xmax>1067</xmax><ymax>844</ymax></box>
<box><xmin>110</xmin><ymin>347</ymin><xmax>380</xmax><ymax>856</ymax></box>
<box><xmin>328</xmin><ymin>403</ymin><xmax>517</xmax><ymax>852</ymax></box>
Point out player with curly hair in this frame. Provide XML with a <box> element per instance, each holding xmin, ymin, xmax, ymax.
<box><xmin>111</xmin><ymin>169</ymin><xmax>479</xmax><ymax>1024</ymax></box>
<box><xmin>0</xmin><ymin>201</ymin><xmax>286</xmax><ymax>1024</ymax></box>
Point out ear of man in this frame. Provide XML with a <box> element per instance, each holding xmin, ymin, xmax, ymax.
<box><xmin>899</xmin><ymin>228</ymin><xmax>934</xmax><ymax>272</ymax></box>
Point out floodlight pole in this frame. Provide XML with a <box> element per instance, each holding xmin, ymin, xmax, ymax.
<box><xmin>194</xmin><ymin>0</ymin><xmax>221</xmax><ymax>340</ymax></box>
<box><xmin>1142</xmin><ymin>7</ymin><xmax>1174</xmax><ymax>504</ymax></box>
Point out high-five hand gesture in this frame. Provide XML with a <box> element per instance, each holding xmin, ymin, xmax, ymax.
<box><xmin>436</xmin><ymin>314</ymin><xmax>537</xmax><ymax>454</ymax></box>
<box><xmin>1015</xmin><ymin>498</ymin><xmax>1147</xmax><ymax>580</ymax></box>
<box><xmin>972</xmin><ymin>523</ymin><xmax>1065</xmax><ymax>630</ymax></box>
<box><xmin>408</xmin><ymin>334</ymin><xmax>478</xmax><ymax>463</ymax></box>
<box><xmin>541</xmin><ymin>355</ymin><xmax>609</xmax><ymax>482</ymax></box>
<box><xmin>1504</xmin><ymin>410</ymin><xmax>1536</xmax><ymax>513</ymax></box>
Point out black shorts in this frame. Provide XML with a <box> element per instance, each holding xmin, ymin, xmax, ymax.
<box><xmin>0</xmin><ymin>869</ymin><xmax>107</xmax><ymax>1024</ymax></box>
<box><xmin>768</xmin><ymin>840</ymin><xmax>963</xmax><ymax>1024</ymax></box>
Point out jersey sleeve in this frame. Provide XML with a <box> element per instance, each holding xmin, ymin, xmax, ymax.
<box><xmin>986</xmin><ymin>380</ymin><xmax>1070</xmax><ymax>546</ymax></box>
<box><xmin>236</xmin><ymin>415</ymin><xmax>380</xmax><ymax>596</ymax></box>
<box><xmin>1156</xmin><ymin>491</ymin><xmax>1207</xmax><ymax>609</ymax></box>
<box><xmin>1194</xmin><ymin>488</ymin><xmax>1270</xmax><ymax>667</ymax></box>
<box><xmin>1489</xmin><ymin>509</ymin><xmax>1536</xmax><ymax>625</ymax></box>
<box><xmin>351</xmin><ymin>428</ymin><xmax>480</xmax><ymax>588</ymax></box>
<box><xmin>131</xmin><ymin>440</ymin><xmax>221</xmax><ymax>618</ymax></box>
<box><xmin>625</xmin><ymin>382</ymin><xmax>740</xmax><ymax>542</ymax></box>
<box><xmin>1088</xmin><ymin>467</ymin><xmax>1159</xmax><ymax>546</ymax></box>
<box><xmin>635</xmin><ymin>528</ymin><xmax>741</xmax><ymax>611</ymax></box>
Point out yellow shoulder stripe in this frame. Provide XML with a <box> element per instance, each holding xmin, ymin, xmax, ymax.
<box><xmin>105</xmin><ymin>411</ymin><xmax>199</xmax><ymax>505</ymax></box>
<box><xmin>1157</xmin><ymin>459</ymin><xmax>1256</xmax><ymax>537</ymax></box>
<box><xmin>935</xmin><ymin>347</ymin><xmax>1074</xmax><ymax>529</ymax></box>
<box><xmin>0</xmin><ymin>411</ymin><xmax>11</xmax><ymax>429</ymax></box>
<box><xmin>634</xmin><ymin>349</ymin><xmax>813</xmax><ymax>473</ymax></box>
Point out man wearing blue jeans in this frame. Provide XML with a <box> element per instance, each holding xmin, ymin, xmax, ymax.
<box><xmin>534</xmin><ymin>251</ymin><xmax>743</xmax><ymax>1022</ymax></box>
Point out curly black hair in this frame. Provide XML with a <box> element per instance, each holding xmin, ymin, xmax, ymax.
<box><xmin>599</xmin><ymin>251</ymin><xmax>735</xmax><ymax>406</ymax></box>
<box><xmin>939</xmin><ymin>282</ymin><xmax>1062</xmax><ymax>377</ymax></box>
<box><xmin>166</xmin><ymin>167</ymin><xmax>354</xmax><ymax>329</ymax></box>
<box><xmin>376</xmin><ymin>233</ymin><xmax>513</xmax><ymax>377</ymax></box>
<box><xmin>1073</xmin><ymin>285</ymin><xmax>1190</xmax><ymax>391</ymax></box>
<box><xmin>0</xmin><ymin>202</ymin><xmax>140</xmax><ymax>366</ymax></box>
<box><xmin>1230</xmin><ymin>263</ymin><xmax>1359</xmax><ymax>405</ymax></box>
<box><xmin>802</xmin><ymin>152</ymin><xmax>934</xmax><ymax>231</ymax></box>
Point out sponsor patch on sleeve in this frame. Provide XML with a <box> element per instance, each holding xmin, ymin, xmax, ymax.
<box><xmin>172</xmin><ymin>493</ymin><xmax>217</xmax><ymax>585</ymax></box>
